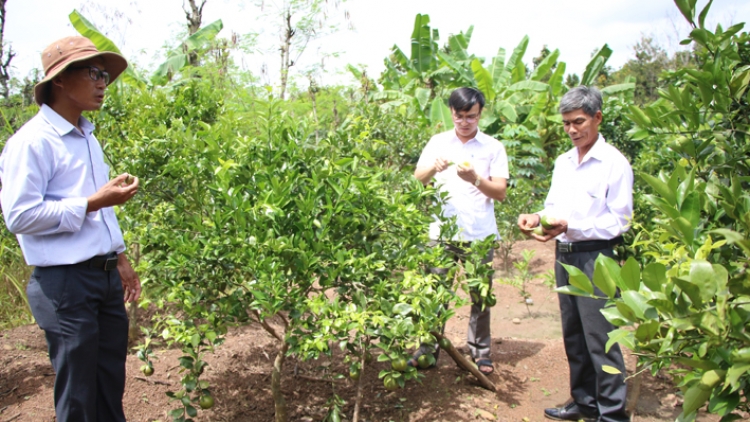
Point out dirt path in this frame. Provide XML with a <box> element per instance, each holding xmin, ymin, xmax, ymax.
<box><xmin>0</xmin><ymin>240</ymin><xmax>729</xmax><ymax>421</ymax></box>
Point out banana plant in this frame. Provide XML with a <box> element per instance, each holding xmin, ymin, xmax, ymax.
<box><xmin>69</xmin><ymin>10</ymin><xmax>147</xmax><ymax>87</ymax></box>
<box><xmin>151</xmin><ymin>19</ymin><xmax>224</xmax><ymax>86</ymax></box>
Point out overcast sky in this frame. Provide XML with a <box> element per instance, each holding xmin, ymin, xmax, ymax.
<box><xmin>5</xmin><ymin>0</ymin><xmax>750</xmax><ymax>88</ymax></box>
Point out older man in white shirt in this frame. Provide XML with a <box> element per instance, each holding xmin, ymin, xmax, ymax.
<box><xmin>414</xmin><ymin>87</ymin><xmax>509</xmax><ymax>375</ymax></box>
<box><xmin>518</xmin><ymin>86</ymin><xmax>632</xmax><ymax>422</ymax></box>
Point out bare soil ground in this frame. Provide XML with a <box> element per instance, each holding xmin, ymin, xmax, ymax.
<box><xmin>0</xmin><ymin>240</ymin><xmax>736</xmax><ymax>421</ymax></box>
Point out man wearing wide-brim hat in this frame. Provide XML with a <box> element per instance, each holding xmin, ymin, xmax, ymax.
<box><xmin>0</xmin><ymin>36</ymin><xmax>141</xmax><ymax>421</ymax></box>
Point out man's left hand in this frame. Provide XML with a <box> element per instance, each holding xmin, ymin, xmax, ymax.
<box><xmin>117</xmin><ymin>253</ymin><xmax>141</xmax><ymax>303</ymax></box>
<box><xmin>535</xmin><ymin>218</ymin><xmax>569</xmax><ymax>242</ymax></box>
<box><xmin>456</xmin><ymin>162</ymin><xmax>478</xmax><ymax>184</ymax></box>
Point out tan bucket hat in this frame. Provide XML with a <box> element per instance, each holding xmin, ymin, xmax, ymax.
<box><xmin>34</xmin><ymin>36</ymin><xmax>128</xmax><ymax>106</ymax></box>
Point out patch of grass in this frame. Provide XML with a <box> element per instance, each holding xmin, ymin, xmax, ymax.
<box><xmin>0</xmin><ymin>241</ymin><xmax>33</xmax><ymax>330</ymax></box>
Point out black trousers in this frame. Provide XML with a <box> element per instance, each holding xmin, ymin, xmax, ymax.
<box><xmin>27</xmin><ymin>263</ymin><xmax>128</xmax><ymax>422</ymax></box>
<box><xmin>555</xmin><ymin>247</ymin><xmax>629</xmax><ymax>422</ymax></box>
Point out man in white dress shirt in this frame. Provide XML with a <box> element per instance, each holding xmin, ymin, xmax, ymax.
<box><xmin>0</xmin><ymin>36</ymin><xmax>140</xmax><ymax>422</ymax></box>
<box><xmin>414</xmin><ymin>87</ymin><xmax>509</xmax><ymax>375</ymax></box>
<box><xmin>518</xmin><ymin>86</ymin><xmax>632</xmax><ymax>422</ymax></box>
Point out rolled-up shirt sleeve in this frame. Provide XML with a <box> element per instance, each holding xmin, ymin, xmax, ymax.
<box><xmin>1</xmin><ymin>135</ymin><xmax>87</xmax><ymax>236</ymax></box>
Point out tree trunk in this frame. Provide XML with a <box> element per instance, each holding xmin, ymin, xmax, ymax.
<box><xmin>183</xmin><ymin>0</ymin><xmax>206</xmax><ymax>66</ymax></box>
<box><xmin>272</xmin><ymin>341</ymin><xmax>289</xmax><ymax>422</ymax></box>
<box><xmin>351</xmin><ymin>357</ymin><xmax>365</xmax><ymax>422</ymax></box>
<box><xmin>432</xmin><ymin>331</ymin><xmax>496</xmax><ymax>392</ymax></box>
<box><xmin>279</xmin><ymin>8</ymin><xmax>293</xmax><ymax>100</ymax></box>
<box><xmin>127</xmin><ymin>243</ymin><xmax>141</xmax><ymax>345</ymax></box>
<box><xmin>0</xmin><ymin>0</ymin><xmax>15</xmax><ymax>99</ymax></box>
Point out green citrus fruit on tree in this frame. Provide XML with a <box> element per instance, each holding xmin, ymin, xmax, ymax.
<box><xmin>199</xmin><ymin>395</ymin><xmax>214</xmax><ymax>410</ymax></box>
<box><xmin>417</xmin><ymin>354</ymin><xmax>434</xmax><ymax>369</ymax></box>
<box><xmin>383</xmin><ymin>375</ymin><xmax>399</xmax><ymax>391</ymax></box>
<box><xmin>391</xmin><ymin>358</ymin><xmax>408</xmax><ymax>372</ymax></box>
<box><xmin>364</xmin><ymin>351</ymin><xmax>373</xmax><ymax>364</ymax></box>
<box><xmin>485</xmin><ymin>294</ymin><xmax>497</xmax><ymax>307</ymax></box>
<box><xmin>438</xmin><ymin>337</ymin><xmax>451</xmax><ymax>350</ymax></box>
<box><xmin>141</xmin><ymin>365</ymin><xmax>154</xmax><ymax>377</ymax></box>
<box><xmin>349</xmin><ymin>364</ymin><xmax>361</xmax><ymax>381</ymax></box>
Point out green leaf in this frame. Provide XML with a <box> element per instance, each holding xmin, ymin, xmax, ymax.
<box><xmin>529</xmin><ymin>49</ymin><xmax>560</xmax><ymax>81</ymax></box>
<box><xmin>183</xmin><ymin>20</ymin><xmax>223</xmax><ymax>51</ymax></box>
<box><xmin>690</xmin><ymin>260</ymin><xmax>717</xmax><ymax>302</ymax></box>
<box><xmin>581</xmin><ymin>44</ymin><xmax>612</xmax><ymax>86</ymax></box>
<box><xmin>698</xmin><ymin>0</ymin><xmax>714</xmax><ymax>28</ymax></box>
<box><xmin>471</xmin><ymin>59</ymin><xmax>495</xmax><ymax>101</ymax></box>
<box><xmin>429</xmin><ymin>97</ymin><xmax>453</xmax><ymax>130</ymax></box>
<box><xmin>488</xmin><ymin>48</ymin><xmax>507</xmax><ymax>89</ymax></box>
<box><xmin>410</xmin><ymin>14</ymin><xmax>434</xmax><ymax>73</ymax></box>
<box><xmin>496</xmin><ymin>101</ymin><xmax>518</xmax><ymax>123</ymax></box>
<box><xmin>601</xmin><ymin>83</ymin><xmax>636</xmax><ymax>96</ymax></box>
<box><xmin>621</xmin><ymin>290</ymin><xmax>650</xmax><ymax>319</ymax></box>
<box><xmin>643</xmin><ymin>262</ymin><xmax>667</xmax><ymax>291</ymax></box>
<box><xmin>505</xmin><ymin>35</ymin><xmax>530</xmax><ymax>76</ymax></box>
<box><xmin>414</xmin><ymin>87</ymin><xmax>431</xmax><ymax>110</ymax></box>
<box><xmin>708</xmin><ymin>392</ymin><xmax>740</xmax><ymax>417</ymax></box>
<box><xmin>555</xmin><ymin>285</ymin><xmax>594</xmax><ymax>298</ymax></box>
<box><xmin>592</xmin><ymin>254</ymin><xmax>618</xmax><ymax>299</ymax></box>
<box><xmin>675</xmin><ymin>0</ymin><xmax>696</xmax><ymax>26</ymax></box>
<box><xmin>602</xmin><ymin>365</ymin><xmax>622</xmax><ymax>375</ymax></box>
<box><xmin>641</xmin><ymin>173</ymin><xmax>676</xmax><ymax>205</ymax></box>
<box><xmin>392</xmin><ymin>303</ymin><xmax>413</xmax><ymax>316</ymax></box>
<box><xmin>671</xmin><ymin>216</ymin><xmax>695</xmax><ymax>245</ymax></box>
<box><xmin>725</xmin><ymin>364</ymin><xmax>750</xmax><ymax>393</ymax></box>
<box><xmin>560</xmin><ymin>263</ymin><xmax>594</xmax><ymax>295</ymax></box>
<box><xmin>621</xmin><ymin>257</ymin><xmax>641</xmax><ymax>291</ymax></box>
<box><xmin>682</xmin><ymin>383</ymin><xmax>711</xmax><ymax>417</ymax></box>
<box><xmin>674</xmin><ymin>277</ymin><xmax>702</xmax><ymax>307</ymax></box>
<box><xmin>69</xmin><ymin>10</ymin><xmax>146</xmax><ymax>87</ymax></box>
<box><xmin>507</xmin><ymin>81</ymin><xmax>549</xmax><ymax>92</ymax></box>
<box><xmin>680</xmin><ymin>191</ymin><xmax>701</xmax><ymax>227</ymax></box>
<box><xmin>606</xmin><ymin>328</ymin><xmax>634</xmax><ymax>351</ymax></box>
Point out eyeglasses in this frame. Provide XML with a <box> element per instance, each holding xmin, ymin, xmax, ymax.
<box><xmin>452</xmin><ymin>113</ymin><xmax>479</xmax><ymax>124</ymax></box>
<box><xmin>68</xmin><ymin>66</ymin><xmax>110</xmax><ymax>85</ymax></box>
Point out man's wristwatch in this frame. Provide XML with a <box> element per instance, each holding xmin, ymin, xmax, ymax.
<box><xmin>474</xmin><ymin>176</ymin><xmax>481</xmax><ymax>187</ymax></box>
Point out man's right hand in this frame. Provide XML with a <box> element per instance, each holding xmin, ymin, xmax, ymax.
<box><xmin>87</xmin><ymin>173</ymin><xmax>139</xmax><ymax>213</ymax></box>
<box><xmin>433</xmin><ymin>157</ymin><xmax>452</xmax><ymax>173</ymax></box>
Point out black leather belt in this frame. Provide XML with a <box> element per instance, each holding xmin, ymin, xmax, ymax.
<box><xmin>556</xmin><ymin>236</ymin><xmax>624</xmax><ymax>254</ymax></box>
<box><xmin>79</xmin><ymin>252</ymin><xmax>119</xmax><ymax>271</ymax></box>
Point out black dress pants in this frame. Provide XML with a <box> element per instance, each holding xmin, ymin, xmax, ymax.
<box><xmin>26</xmin><ymin>263</ymin><xmax>128</xmax><ymax>422</ymax></box>
<box><xmin>555</xmin><ymin>247</ymin><xmax>629</xmax><ymax>422</ymax></box>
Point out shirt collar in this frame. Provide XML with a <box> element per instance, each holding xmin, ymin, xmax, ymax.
<box><xmin>451</xmin><ymin>129</ymin><xmax>486</xmax><ymax>144</ymax></box>
<box><xmin>567</xmin><ymin>134</ymin><xmax>606</xmax><ymax>164</ymax></box>
<box><xmin>40</xmin><ymin>104</ymin><xmax>95</xmax><ymax>137</ymax></box>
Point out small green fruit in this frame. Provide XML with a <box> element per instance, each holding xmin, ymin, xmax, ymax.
<box><xmin>363</xmin><ymin>351</ymin><xmax>373</xmax><ymax>364</ymax></box>
<box><xmin>391</xmin><ymin>358</ymin><xmax>408</xmax><ymax>372</ymax></box>
<box><xmin>199</xmin><ymin>395</ymin><xmax>214</xmax><ymax>409</ymax></box>
<box><xmin>531</xmin><ymin>226</ymin><xmax>544</xmax><ymax>236</ymax></box>
<box><xmin>383</xmin><ymin>375</ymin><xmax>399</xmax><ymax>391</ymax></box>
<box><xmin>485</xmin><ymin>294</ymin><xmax>497</xmax><ymax>307</ymax></box>
<box><xmin>417</xmin><ymin>354</ymin><xmax>434</xmax><ymax>369</ymax></box>
<box><xmin>141</xmin><ymin>365</ymin><xmax>154</xmax><ymax>377</ymax></box>
<box><xmin>438</xmin><ymin>337</ymin><xmax>451</xmax><ymax>350</ymax></box>
<box><xmin>540</xmin><ymin>215</ymin><xmax>557</xmax><ymax>230</ymax></box>
<box><xmin>349</xmin><ymin>364</ymin><xmax>361</xmax><ymax>381</ymax></box>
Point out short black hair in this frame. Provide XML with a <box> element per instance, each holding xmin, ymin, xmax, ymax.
<box><xmin>448</xmin><ymin>87</ymin><xmax>485</xmax><ymax>112</ymax></box>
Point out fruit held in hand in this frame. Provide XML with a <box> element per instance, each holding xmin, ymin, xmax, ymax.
<box><xmin>531</xmin><ymin>226</ymin><xmax>544</xmax><ymax>236</ymax></box>
<box><xmin>461</xmin><ymin>161</ymin><xmax>471</xmax><ymax>167</ymax></box>
<box><xmin>125</xmin><ymin>174</ymin><xmax>135</xmax><ymax>185</ymax></box>
<box><xmin>540</xmin><ymin>215</ymin><xmax>558</xmax><ymax>230</ymax></box>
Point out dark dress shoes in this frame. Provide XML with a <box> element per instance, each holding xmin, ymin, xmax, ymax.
<box><xmin>544</xmin><ymin>401</ymin><xmax>598</xmax><ymax>421</ymax></box>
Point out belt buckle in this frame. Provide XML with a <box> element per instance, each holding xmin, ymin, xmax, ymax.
<box><xmin>558</xmin><ymin>242</ymin><xmax>573</xmax><ymax>253</ymax></box>
<box><xmin>104</xmin><ymin>257</ymin><xmax>119</xmax><ymax>271</ymax></box>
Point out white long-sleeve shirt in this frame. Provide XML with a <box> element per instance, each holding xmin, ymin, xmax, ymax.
<box><xmin>538</xmin><ymin>135</ymin><xmax>633</xmax><ymax>242</ymax></box>
<box><xmin>416</xmin><ymin>129</ymin><xmax>509</xmax><ymax>241</ymax></box>
<box><xmin>0</xmin><ymin>104</ymin><xmax>125</xmax><ymax>266</ymax></box>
